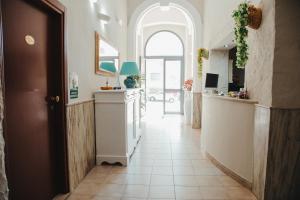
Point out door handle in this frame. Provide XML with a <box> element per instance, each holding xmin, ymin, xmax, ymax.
<box><xmin>50</xmin><ymin>96</ymin><xmax>60</xmax><ymax>103</ymax></box>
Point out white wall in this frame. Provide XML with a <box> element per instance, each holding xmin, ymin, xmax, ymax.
<box><xmin>58</xmin><ymin>0</ymin><xmax>128</xmax><ymax>103</ymax></box>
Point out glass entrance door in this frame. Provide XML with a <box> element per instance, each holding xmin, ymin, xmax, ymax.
<box><xmin>164</xmin><ymin>59</ymin><xmax>183</xmax><ymax>114</ymax></box>
<box><xmin>145</xmin><ymin>58</ymin><xmax>183</xmax><ymax>116</ymax></box>
<box><xmin>145</xmin><ymin>59</ymin><xmax>164</xmax><ymax>117</ymax></box>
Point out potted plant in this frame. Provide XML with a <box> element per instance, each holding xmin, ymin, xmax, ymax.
<box><xmin>232</xmin><ymin>2</ymin><xmax>262</xmax><ymax>68</ymax></box>
<box><xmin>198</xmin><ymin>48</ymin><xmax>209</xmax><ymax>78</ymax></box>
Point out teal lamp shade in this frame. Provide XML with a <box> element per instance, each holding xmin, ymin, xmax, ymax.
<box><xmin>120</xmin><ymin>61</ymin><xmax>140</xmax><ymax>76</ymax></box>
<box><xmin>100</xmin><ymin>62</ymin><xmax>116</xmax><ymax>73</ymax></box>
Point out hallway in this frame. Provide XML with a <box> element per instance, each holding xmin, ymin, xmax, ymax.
<box><xmin>68</xmin><ymin>116</ymin><xmax>256</xmax><ymax>200</ymax></box>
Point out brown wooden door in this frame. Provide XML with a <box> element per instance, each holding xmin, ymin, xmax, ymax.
<box><xmin>2</xmin><ymin>0</ymin><xmax>68</xmax><ymax>199</ymax></box>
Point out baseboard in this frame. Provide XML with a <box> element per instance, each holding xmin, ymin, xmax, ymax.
<box><xmin>206</xmin><ymin>152</ymin><xmax>252</xmax><ymax>190</ymax></box>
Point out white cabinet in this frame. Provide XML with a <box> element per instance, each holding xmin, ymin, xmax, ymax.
<box><xmin>94</xmin><ymin>89</ymin><xmax>141</xmax><ymax>166</ymax></box>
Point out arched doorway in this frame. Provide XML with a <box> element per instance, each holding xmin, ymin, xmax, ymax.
<box><xmin>144</xmin><ymin>31</ymin><xmax>184</xmax><ymax>115</ymax></box>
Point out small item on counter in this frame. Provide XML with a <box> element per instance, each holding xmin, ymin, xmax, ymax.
<box><xmin>238</xmin><ymin>88</ymin><xmax>249</xmax><ymax>99</ymax></box>
<box><xmin>100</xmin><ymin>86</ymin><xmax>113</xmax><ymax>90</ymax></box>
<box><xmin>113</xmin><ymin>87</ymin><xmax>122</xmax><ymax>90</ymax></box>
<box><xmin>228</xmin><ymin>91</ymin><xmax>238</xmax><ymax>98</ymax></box>
<box><xmin>100</xmin><ymin>79</ymin><xmax>113</xmax><ymax>90</ymax></box>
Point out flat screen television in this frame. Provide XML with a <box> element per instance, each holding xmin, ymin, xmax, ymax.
<box><xmin>205</xmin><ymin>73</ymin><xmax>219</xmax><ymax>88</ymax></box>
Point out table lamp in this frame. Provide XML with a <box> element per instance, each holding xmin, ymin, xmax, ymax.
<box><xmin>120</xmin><ymin>61</ymin><xmax>140</xmax><ymax>88</ymax></box>
<box><xmin>100</xmin><ymin>62</ymin><xmax>116</xmax><ymax>90</ymax></box>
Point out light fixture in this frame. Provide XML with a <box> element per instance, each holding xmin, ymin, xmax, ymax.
<box><xmin>224</xmin><ymin>44</ymin><xmax>229</xmax><ymax>48</ymax></box>
<box><xmin>97</xmin><ymin>13</ymin><xmax>111</xmax><ymax>24</ymax></box>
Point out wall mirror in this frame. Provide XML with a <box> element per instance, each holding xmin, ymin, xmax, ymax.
<box><xmin>95</xmin><ymin>32</ymin><xmax>120</xmax><ymax>76</ymax></box>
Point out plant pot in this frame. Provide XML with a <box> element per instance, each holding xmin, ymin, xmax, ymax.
<box><xmin>248</xmin><ymin>5</ymin><xmax>262</xmax><ymax>29</ymax></box>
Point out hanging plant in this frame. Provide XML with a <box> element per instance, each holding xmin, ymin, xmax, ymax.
<box><xmin>197</xmin><ymin>48</ymin><xmax>209</xmax><ymax>79</ymax></box>
<box><xmin>232</xmin><ymin>2</ymin><xmax>262</xmax><ymax>68</ymax></box>
<box><xmin>233</xmin><ymin>2</ymin><xmax>249</xmax><ymax>68</ymax></box>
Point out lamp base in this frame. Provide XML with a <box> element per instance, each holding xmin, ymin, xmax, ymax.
<box><xmin>124</xmin><ymin>76</ymin><xmax>136</xmax><ymax>88</ymax></box>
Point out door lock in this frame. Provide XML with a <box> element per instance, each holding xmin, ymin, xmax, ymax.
<box><xmin>50</xmin><ymin>96</ymin><xmax>60</xmax><ymax>103</ymax></box>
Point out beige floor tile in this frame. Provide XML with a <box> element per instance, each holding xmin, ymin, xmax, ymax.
<box><xmin>104</xmin><ymin>174</ymin><xmax>128</xmax><ymax>184</ymax></box>
<box><xmin>172</xmin><ymin>159</ymin><xmax>193</xmax><ymax>167</ymax></box>
<box><xmin>91</xmin><ymin>166</ymin><xmax>113</xmax><ymax>174</ymax></box>
<box><xmin>173</xmin><ymin>166</ymin><xmax>195</xmax><ymax>175</ymax></box>
<box><xmin>129</xmin><ymin>159</ymin><xmax>154</xmax><ymax>167</ymax></box>
<box><xmin>123</xmin><ymin>185</ymin><xmax>149</xmax><ymax>198</ymax></box>
<box><xmin>152</xmin><ymin>166</ymin><xmax>173</xmax><ymax>175</ymax></box>
<box><xmin>193</xmin><ymin>167</ymin><xmax>223</xmax><ymax>176</ymax></box>
<box><xmin>111</xmin><ymin>166</ymin><xmax>129</xmax><ymax>174</ymax></box>
<box><xmin>226</xmin><ymin>187</ymin><xmax>257</xmax><ymax>200</ymax></box>
<box><xmin>126</xmin><ymin>174</ymin><xmax>151</xmax><ymax>185</ymax></box>
<box><xmin>175</xmin><ymin>186</ymin><xmax>202</xmax><ymax>199</ymax></box>
<box><xmin>127</xmin><ymin>166</ymin><xmax>153</xmax><ymax>175</ymax></box>
<box><xmin>150</xmin><ymin>175</ymin><xmax>174</xmax><ymax>186</ymax></box>
<box><xmin>93</xmin><ymin>196</ymin><xmax>121</xmax><ymax>200</ymax></box>
<box><xmin>96</xmin><ymin>184</ymin><xmax>125</xmax><ymax>197</ymax></box>
<box><xmin>73</xmin><ymin>182</ymin><xmax>102</xmax><ymax>195</ymax></box>
<box><xmin>192</xmin><ymin>160</ymin><xmax>214</xmax><ymax>168</ymax></box>
<box><xmin>174</xmin><ymin>175</ymin><xmax>199</xmax><ymax>186</ymax></box>
<box><xmin>200</xmin><ymin>187</ymin><xmax>230</xmax><ymax>199</ymax></box>
<box><xmin>196</xmin><ymin>176</ymin><xmax>224</xmax><ymax>187</ymax></box>
<box><xmin>219</xmin><ymin>176</ymin><xmax>241</xmax><ymax>187</ymax></box>
<box><xmin>153</xmin><ymin>159</ymin><xmax>173</xmax><ymax>166</ymax></box>
<box><xmin>172</xmin><ymin>153</ymin><xmax>192</xmax><ymax>160</ymax></box>
<box><xmin>67</xmin><ymin>194</ymin><xmax>94</xmax><ymax>200</ymax></box>
<box><xmin>148</xmin><ymin>186</ymin><xmax>175</xmax><ymax>199</ymax></box>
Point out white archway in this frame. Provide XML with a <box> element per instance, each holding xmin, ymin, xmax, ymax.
<box><xmin>128</xmin><ymin>0</ymin><xmax>203</xmax><ymax>92</ymax></box>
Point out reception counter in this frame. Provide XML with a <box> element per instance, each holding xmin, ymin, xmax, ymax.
<box><xmin>202</xmin><ymin>94</ymin><xmax>258</xmax><ymax>187</ymax></box>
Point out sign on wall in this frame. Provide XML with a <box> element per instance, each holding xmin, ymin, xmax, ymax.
<box><xmin>69</xmin><ymin>72</ymin><xmax>79</xmax><ymax>99</ymax></box>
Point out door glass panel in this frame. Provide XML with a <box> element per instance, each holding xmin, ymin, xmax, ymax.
<box><xmin>165</xmin><ymin>60</ymin><xmax>182</xmax><ymax>113</ymax></box>
<box><xmin>165</xmin><ymin>61</ymin><xmax>181</xmax><ymax>89</ymax></box>
<box><xmin>165</xmin><ymin>91</ymin><xmax>181</xmax><ymax>113</ymax></box>
<box><xmin>145</xmin><ymin>59</ymin><xmax>164</xmax><ymax>117</ymax></box>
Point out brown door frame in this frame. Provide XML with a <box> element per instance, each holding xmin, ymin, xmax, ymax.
<box><xmin>0</xmin><ymin>0</ymin><xmax>70</xmax><ymax>194</ymax></box>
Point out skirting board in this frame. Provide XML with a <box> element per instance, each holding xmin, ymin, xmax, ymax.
<box><xmin>96</xmin><ymin>155</ymin><xmax>129</xmax><ymax>166</ymax></box>
<box><xmin>206</xmin><ymin>152</ymin><xmax>252</xmax><ymax>190</ymax></box>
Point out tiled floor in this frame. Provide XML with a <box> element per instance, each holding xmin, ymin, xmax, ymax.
<box><xmin>68</xmin><ymin>115</ymin><xmax>256</xmax><ymax>200</ymax></box>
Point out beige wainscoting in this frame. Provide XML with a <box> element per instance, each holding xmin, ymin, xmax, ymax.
<box><xmin>192</xmin><ymin>92</ymin><xmax>202</xmax><ymax>129</ymax></box>
<box><xmin>66</xmin><ymin>100</ymin><xmax>96</xmax><ymax>191</ymax></box>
